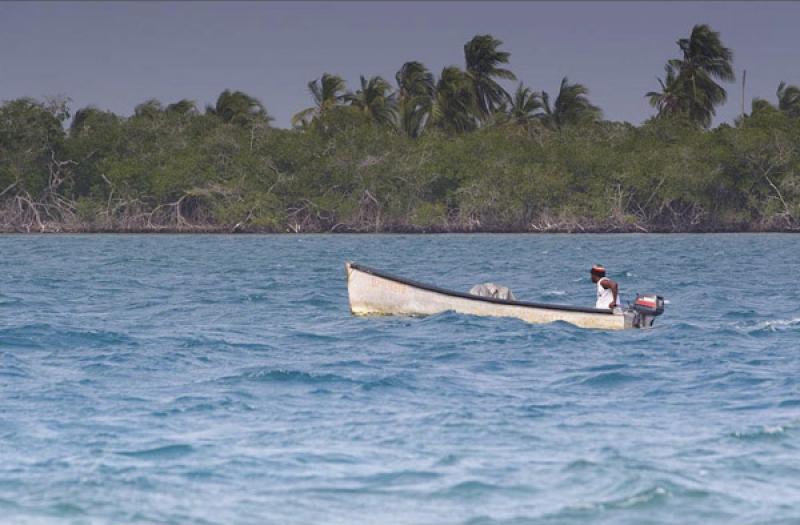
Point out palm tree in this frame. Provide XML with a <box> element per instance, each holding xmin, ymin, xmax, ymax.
<box><xmin>646</xmin><ymin>65</ymin><xmax>686</xmax><ymax>118</ymax></box>
<box><xmin>431</xmin><ymin>66</ymin><xmax>478</xmax><ymax>133</ymax></box>
<box><xmin>133</xmin><ymin>99</ymin><xmax>164</xmax><ymax>120</ymax></box>
<box><xmin>396</xmin><ymin>61</ymin><xmax>435</xmax><ymax>101</ymax></box>
<box><xmin>70</xmin><ymin>106</ymin><xmax>116</xmax><ymax>136</ymax></box>
<box><xmin>649</xmin><ymin>24</ymin><xmax>734</xmax><ymax>127</ymax></box>
<box><xmin>292</xmin><ymin>73</ymin><xmax>347</xmax><ymax>127</ymax></box>
<box><xmin>541</xmin><ymin>77</ymin><xmax>602</xmax><ymax>129</ymax></box>
<box><xmin>207</xmin><ymin>90</ymin><xmax>271</xmax><ymax>126</ymax></box>
<box><xmin>344</xmin><ymin>75</ymin><xmax>397</xmax><ymax>127</ymax></box>
<box><xmin>777</xmin><ymin>81</ymin><xmax>800</xmax><ymax>118</ymax></box>
<box><xmin>165</xmin><ymin>99</ymin><xmax>198</xmax><ymax>116</ymax></box>
<box><xmin>508</xmin><ymin>83</ymin><xmax>543</xmax><ymax>126</ymax></box>
<box><xmin>750</xmin><ymin>97</ymin><xmax>778</xmax><ymax>117</ymax></box>
<box><xmin>395</xmin><ymin>61</ymin><xmax>435</xmax><ymax>137</ymax></box>
<box><xmin>463</xmin><ymin>34</ymin><xmax>516</xmax><ymax>120</ymax></box>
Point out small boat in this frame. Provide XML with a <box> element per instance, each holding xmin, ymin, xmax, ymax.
<box><xmin>345</xmin><ymin>262</ymin><xmax>664</xmax><ymax>330</ymax></box>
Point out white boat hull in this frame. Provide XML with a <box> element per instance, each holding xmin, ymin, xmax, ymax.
<box><xmin>346</xmin><ymin>262</ymin><xmax>633</xmax><ymax>330</ymax></box>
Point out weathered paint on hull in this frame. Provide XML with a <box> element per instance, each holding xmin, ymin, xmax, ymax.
<box><xmin>346</xmin><ymin>262</ymin><xmax>628</xmax><ymax>330</ymax></box>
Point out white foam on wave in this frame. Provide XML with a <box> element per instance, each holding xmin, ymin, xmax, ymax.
<box><xmin>617</xmin><ymin>486</ymin><xmax>668</xmax><ymax>508</ymax></box>
<box><xmin>753</xmin><ymin>318</ymin><xmax>800</xmax><ymax>332</ymax></box>
<box><xmin>769</xmin><ymin>317</ymin><xmax>800</xmax><ymax>327</ymax></box>
<box><xmin>566</xmin><ymin>501</ymin><xmax>598</xmax><ymax>511</ymax></box>
<box><xmin>732</xmin><ymin>425</ymin><xmax>786</xmax><ymax>439</ymax></box>
<box><xmin>572</xmin><ymin>485</ymin><xmax>671</xmax><ymax>512</ymax></box>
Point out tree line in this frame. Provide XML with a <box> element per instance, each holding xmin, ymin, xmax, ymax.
<box><xmin>1</xmin><ymin>24</ymin><xmax>799</xmax><ymax>233</ymax></box>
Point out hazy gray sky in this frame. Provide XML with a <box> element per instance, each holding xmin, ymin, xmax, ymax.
<box><xmin>1</xmin><ymin>1</ymin><xmax>798</xmax><ymax>128</ymax></box>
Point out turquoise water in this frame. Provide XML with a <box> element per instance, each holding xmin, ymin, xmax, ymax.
<box><xmin>1</xmin><ymin>234</ymin><xmax>799</xmax><ymax>524</ymax></box>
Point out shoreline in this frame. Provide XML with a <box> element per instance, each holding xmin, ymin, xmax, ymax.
<box><xmin>1</xmin><ymin>223</ymin><xmax>797</xmax><ymax>234</ymax></box>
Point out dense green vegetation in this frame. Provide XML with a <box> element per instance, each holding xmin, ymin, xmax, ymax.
<box><xmin>1</xmin><ymin>25</ymin><xmax>799</xmax><ymax>232</ymax></box>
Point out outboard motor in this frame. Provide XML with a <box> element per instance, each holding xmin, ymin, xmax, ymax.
<box><xmin>624</xmin><ymin>294</ymin><xmax>665</xmax><ymax>328</ymax></box>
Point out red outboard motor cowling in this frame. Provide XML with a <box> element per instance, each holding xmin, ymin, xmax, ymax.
<box><xmin>633</xmin><ymin>294</ymin><xmax>665</xmax><ymax>316</ymax></box>
<box><xmin>625</xmin><ymin>294</ymin><xmax>665</xmax><ymax>328</ymax></box>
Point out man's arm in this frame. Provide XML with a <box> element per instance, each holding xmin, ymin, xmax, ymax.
<box><xmin>601</xmin><ymin>278</ymin><xmax>619</xmax><ymax>308</ymax></box>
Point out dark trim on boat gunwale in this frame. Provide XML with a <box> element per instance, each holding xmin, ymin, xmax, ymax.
<box><xmin>349</xmin><ymin>262</ymin><xmax>615</xmax><ymax>315</ymax></box>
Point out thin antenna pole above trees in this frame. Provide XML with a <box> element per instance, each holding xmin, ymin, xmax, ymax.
<box><xmin>741</xmin><ymin>69</ymin><xmax>747</xmax><ymax>117</ymax></box>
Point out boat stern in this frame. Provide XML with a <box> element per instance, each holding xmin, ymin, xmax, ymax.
<box><xmin>344</xmin><ymin>261</ymin><xmax>356</xmax><ymax>314</ymax></box>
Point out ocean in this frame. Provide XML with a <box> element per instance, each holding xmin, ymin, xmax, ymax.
<box><xmin>1</xmin><ymin>234</ymin><xmax>798</xmax><ymax>524</ymax></box>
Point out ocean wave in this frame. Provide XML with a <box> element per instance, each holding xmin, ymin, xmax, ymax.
<box><xmin>118</xmin><ymin>443</ymin><xmax>194</xmax><ymax>460</ymax></box>
<box><xmin>746</xmin><ymin>317</ymin><xmax>800</xmax><ymax>334</ymax></box>
<box><xmin>544</xmin><ymin>484</ymin><xmax>676</xmax><ymax>520</ymax></box>
<box><xmin>604</xmin><ymin>485</ymin><xmax>671</xmax><ymax>509</ymax></box>
<box><xmin>291</xmin><ymin>330</ymin><xmax>343</xmax><ymax>344</ymax></box>
<box><xmin>220</xmin><ymin>368</ymin><xmax>354</xmax><ymax>386</ymax></box>
<box><xmin>562</xmin><ymin>459</ymin><xmax>599</xmax><ymax>472</ymax></box>
<box><xmin>434</xmin><ymin>480</ymin><xmax>533</xmax><ymax>499</ymax></box>
<box><xmin>731</xmin><ymin>425</ymin><xmax>787</xmax><ymax>441</ymax></box>
<box><xmin>285</xmin><ymin>452</ymin><xmax>361</xmax><ymax>466</ymax></box>
<box><xmin>663</xmin><ymin>321</ymin><xmax>706</xmax><ymax>332</ymax></box>
<box><xmin>578</xmin><ymin>371</ymin><xmax>642</xmax><ymax>387</ymax></box>
<box><xmin>151</xmin><ymin>395</ymin><xmax>254</xmax><ymax>417</ymax></box>
<box><xmin>0</xmin><ymin>352</ymin><xmax>31</xmax><ymax>378</ymax></box>
<box><xmin>0</xmin><ymin>364</ymin><xmax>30</xmax><ymax>378</ymax></box>
<box><xmin>585</xmin><ymin>363</ymin><xmax>628</xmax><ymax>372</ymax></box>
<box><xmin>0</xmin><ymin>294</ymin><xmax>23</xmax><ymax>306</ymax></box>
<box><xmin>360</xmin><ymin>373</ymin><xmax>416</xmax><ymax>391</ymax></box>
<box><xmin>46</xmin><ymin>502</ymin><xmax>86</xmax><ymax>517</ymax></box>
<box><xmin>354</xmin><ymin>469</ymin><xmax>441</xmax><ymax>487</ymax></box>
<box><xmin>143</xmin><ymin>330</ymin><xmax>269</xmax><ymax>353</ymax></box>
<box><xmin>0</xmin><ymin>323</ymin><xmax>138</xmax><ymax>350</ymax></box>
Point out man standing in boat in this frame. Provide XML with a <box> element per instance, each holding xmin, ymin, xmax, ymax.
<box><xmin>591</xmin><ymin>265</ymin><xmax>620</xmax><ymax>309</ymax></box>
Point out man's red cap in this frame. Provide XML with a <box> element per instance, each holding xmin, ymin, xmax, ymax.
<box><xmin>591</xmin><ymin>265</ymin><xmax>606</xmax><ymax>276</ymax></box>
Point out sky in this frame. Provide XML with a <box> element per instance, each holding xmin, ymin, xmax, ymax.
<box><xmin>1</xmin><ymin>1</ymin><xmax>798</xmax><ymax>128</ymax></box>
